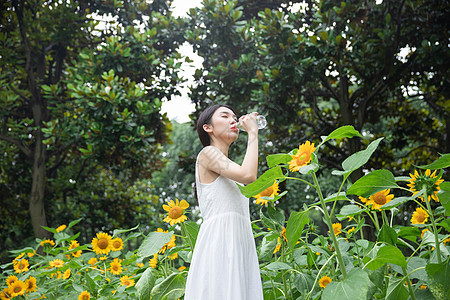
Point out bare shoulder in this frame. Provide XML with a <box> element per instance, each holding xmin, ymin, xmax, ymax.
<box><xmin>200</xmin><ymin>145</ymin><xmax>224</xmax><ymax>160</ymax></box>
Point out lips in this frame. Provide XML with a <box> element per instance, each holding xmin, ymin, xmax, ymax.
<box><xmin>231</xmin><ymin>125</ymin><xmax>238</xmax><ymax>131</ymax></box>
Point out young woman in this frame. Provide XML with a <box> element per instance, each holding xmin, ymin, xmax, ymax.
<box><xmin>184</xmin><ymin>104</ymin><xmax>263</xmax><ymax>299</ymax></box>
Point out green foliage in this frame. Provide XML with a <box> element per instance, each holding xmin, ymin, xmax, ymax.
<box><xmin>0</xmin><ymin>0</ymin><xmax>186</xmax><ymax>262</ymax></box>
<box><xmin>1</xmin><ymin>126</ymin><xmax>449</xmax><ymax>299</ymax></box>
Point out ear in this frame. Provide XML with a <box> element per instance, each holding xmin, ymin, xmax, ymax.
<box><xmin>203</xmin><ymin>123</ymin><xmax>213</xmax><ymax>133</ymax></box>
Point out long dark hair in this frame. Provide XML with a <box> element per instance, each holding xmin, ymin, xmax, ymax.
<box><xmin>194</xmin><ymin>104</ymin><xmax>237</xmax><ymax>203</ymax></box>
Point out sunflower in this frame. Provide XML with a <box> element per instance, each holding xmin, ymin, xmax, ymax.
<box><xmin>6</xmin><ymin>275</ymin><xmax>18</xmax><ymax>287</ymax></box>
<box><xmin>254</xmin><ymin>181</ymin><xmax>279</xmax><ymax>206</ymax></box>
<box><xmin>120</xmin><ymin>275</ymin><xmax>135</xmax><ymax>288</ymax></box>
<box><xmin>68</xmin><ymin>240</ymin><xmax>82</xmax><ymax>257</ymax></box>
<box><xmin>330</xmin><ymin>223</ymin><xmax>342</xmax><ymax>236</ymax></box>
<box><xmin>78</xmin><ymin>290</ymin><xmax>90</xmax><ymax>300</ymax></box>
<box><xmin>49</xmin><ymin>259</ymin><xmax>65</xmax><ymax>268</ymax></box>
<box><xmin>273</xmin><ymin>238</ymin><xmax>281</xmax><ymax>254</ymax></box>
<box><xmin>27</xmin><ymin>250</ymin><xmax>36</xmax><ymax>258</ymax></box>
<box><xmin>0</xmin><ymin>288</ymin><xmax>12</xmax><ymax>300</ymax></box>
<box><xmin>56</xmin><ymin>224</ymin><xmax>66</xmax><ymax>232</ymax></box>
<box><xmin>281</xmin><ymin>227</ymin><xmax>287</xmax><ymax>242</ymax></box>
<box><xmin>149</xmin><ymin>254</ymin><xmax>158</xmax><ymax>269</ymax></box>
<box><xmin>40</xmin><ymin>239</ymin><xmax>55</xmax><ymax>247</ymax></box>
<box><xmin>87</xmin><ymin>257</ymin><xmax>98</xmax><ymax>266</ymax></box>
<box><xmin>111</xmin><ymin>238</ymin><xmax>124</xmax><ymax>251</ymax></box>
<box><xmin>9</xmin><ymin>280</ymin><xmax>26</xmax><ymax>297</ymax></box>
<box><xmin>319</xmin><ymin>276</ymin><xmax>332</xmax><ymax>288</ymax></box>
<box><xmin>91</xmin><ymin>232</ymin><xmax>113</xmax><ymax>255</ymax></box>
<box><xmin>411</xmin><ymin>207</ymin><xmax>429</xmax><ymax>224</ymax></box>
<box><xmin>13</xmin><ymin>259</ymin><xmax>29</xmax><ymax>273</ymax></box>
<box><xmin>136</xmin><ymin>262</ymin><xmax>144</xmax><ymax>268</ymax></box>
<box><xmin>156</xmin><ymin>228</ymin><xmax>176</xmax><ymax>254</ymax></box>
<box><xmin>366</xmin><ymin>189</ymin><xmax>395</xmax><ymax>210</ymax></box>
<box><xmin>421</xmin><ymin>229</ymin><xmax>429</xmax><ymax>239</ymax></box>
<box><xmin>63</xmin><ymin>269</ymin><xmax>71</xmax><ymax>280</ymax></box>
<box><xmin>50</xmin><ymin>271</ymin><xmax>62</xmax><ymax>279</ymax></box>
<box><xmin>178</xmin><ymin>266</ymin><xmax>186</xmax><ymax>272</ymax></box>
<box><xmin>407</xmin><ymin>169</ymin><xmax>444</xmax><ymax>202</ymax></box>
<box><xmin>288</xmin><ymin>141</ymin><xmax>316</xmax><ymax>172</ymax></box>
<box><xmin>169</xmin><ymin>252</ymin><xmax>178</xmax><ymax>260</ymax></box>
<box><xmin>25</xmin><ymin>276</ymin><xmax>37</xmax><ymax>293</ymax></box>
<box><xmin>163</xmin><ymin>199</ymin><xmax>189</xmax><ymax>226</ymax></box>
<box><xmin>347</xmin><ymin>227</ymin><xmax>356</xmax><ymax>235</ymax></box>
<box><xmin>109</xmin><ymin>258</ymin><xmax>123</xmax><ymax>275</ymax></box>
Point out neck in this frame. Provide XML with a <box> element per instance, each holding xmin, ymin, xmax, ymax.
<box><xmin>210</xmin><ymin>139</ymin><xmax>230</xmax><ymax>157</ymax></box>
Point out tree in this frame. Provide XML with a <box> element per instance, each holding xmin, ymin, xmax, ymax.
<box><xmin>187</xmin><ymin>0</ymin><xmax>448</xmax><ymax>178</ymax></box>
<box><xmin>0</xmin><ymin>0</ymin><xmax>186</xmax><ymax>240</ymax></box>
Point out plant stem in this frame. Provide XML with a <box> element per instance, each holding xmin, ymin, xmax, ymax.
<box><xmin>402</xmin><ymin>266</ymin><xmax>417</xmax><ymax>300</ymax></box>
<box><xmin>285</xmin><ymin>176</ymin><xmax>315</xmax><ymax>188</ymax></box>
<box><xmin>423</xmin><ymin>189</ymin><xmax>441</xmax><ymax>263</ymax></box>
<box><xmin>372</xmin><ymin>211</ymin><xmax>380</xmax><ymax>231</ymax></box>
<box><xmin>281</xmin><ymin>241</ymin><xmax>289</xmax><ymax>298</ymax></box>
<box><xmin>312</xmin><ymin>172</ymin><xmax>347</xmax><ymax>278</ymax></box>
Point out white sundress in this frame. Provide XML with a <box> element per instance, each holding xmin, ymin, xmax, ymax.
<box><xmin>184</xmin><ymin>149</ymin><xmax>264</xmax><ymax>300</ymax></box>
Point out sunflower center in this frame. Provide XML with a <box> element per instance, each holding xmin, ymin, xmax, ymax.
<box><xmin>296</xmin><ymin>151</ymin><xmax>310</xmax><ymax>165</ymax></box>
<box><xmin>97</xmin><ymin>238</ymin><xmax>109</xmax><ymax>249</ymax></box>
<box><xmin>113</xmin><ymin>265</ymin><xmax>119</xmax><ymax>271</ymax></box>
<box><xmin>169</xmin><ymin>207</ymin><xmax>183</xmax><ymax>219</ymax></box>
<box><xmin>113</xmin><ymin>241</ymin><xmax>121</xmax><ymax>248</ymax></box>
<box><xmin>373</xmin><ymin>192</ymin><xmax>387</xmax><ymax>205</ymax></box>
<box><xmin>14</xmin><ymin>286</ymin><xmax>22</xmax><ymax>293</ymax></box>
<box><xmin>416</xmin><ymin>213</ymin><xmax>425</xmax><ymax>223</ymax></box>
<box><xmin>260</xmin><ymin>186</ymin><xmax>274</xmax><ymax>197</ymax></box>
<box><xmin>82</xmin><ymin>296</ymin><xmax>89</xmax><ymax>300</ymax></box>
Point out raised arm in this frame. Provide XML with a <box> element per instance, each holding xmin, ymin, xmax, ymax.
<box><xmin>199</xmin><ymin>113</ymin><xmax>259</xmax><ymax>185</ymax></box>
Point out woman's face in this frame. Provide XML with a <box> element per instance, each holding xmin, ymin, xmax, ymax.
<box><xmin>206</xmin><ymin>106</ymin><xmax>239</xmax><ymax>143</ymax></box>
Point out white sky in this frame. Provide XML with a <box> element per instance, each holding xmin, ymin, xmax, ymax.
<box><xmin>161</xmin><ymin>0</ymin><xmax>204</xmax><ymax>123</ymax></box>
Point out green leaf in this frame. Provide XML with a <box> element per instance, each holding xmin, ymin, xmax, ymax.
<box><xmin>137</xmin><ymin>231</ymin><xmax>173</xmax><ymax>258</ymax></box>
<box><xmin>184</xmin><ymin>221</ymin><xmax>200</xmax><ymax>249</ymax></box>
<box><xmin>267</xmin><ymin>204</ymin><xmax>285</xmax><ymax>226</ymax></box>
<box><xmin>41</xmin><ymin>226</ymin><xmax>57</xmax><ymax>234</ymax></box>
<box><xmin>322</xmin><ymin>268</ymin><xmax>370</xmax><ymax>300</ymax></box>
<box><xmin>151</xmin><ymin>273</ymin><xmax>186</xmax><ymax>300</ymax></box>
<box><xmin>407</xmin><ymin>257</ymin><xmax>428</xmax><ymax>281</ymax></box>
<box><xmin>259</xmin><ymin>232</ymin><xmax>278</xmax><ymax>261</ymax></box>
<box><xmin>366</xmin><ymin>245</ymin><xmax>407</xmax><ymax>270</ymax></box>
<box><xmin>438</xmin><ymin>182</ymin><xmax>450</xmax><ymax>216</ymax></box>
<box><xmin>386</xmin><ymin>277</ymin><xmax>409</xmax><ymax>300</ymax></box>
<box><xmin>416</xmin><ymin>153</ymin><xmax>450</xmax><ymax>170</ymax></box>
<box><xmin>378</xmin><ymin>224</ymin><xmax>397</xmax><ymax>246</ymax></box>
<box><xmin>68</xmin><ymin>218</ymin><xmax>82</xmax><ymax>229</ymax></box>
<box><xmin>237</xmin><ymin>166</ymin><xmax>285</xmax><ymax>198</ymax></box>
<box><xmin>347</xmin><ymin>169</ymin><xmax>398</xmax><ymax>197</ymax></box>
<box><xmin>336</xmin><ymin>205</ymin><xmax>365</xmax><ymax>221</ymax></box>
<box><xmin>426</xmin><ymin>257</ymin><xmax>450</xmax><ymax>300</ymax></box>
<box><xmin>266</xmin><ymin>153</ymin><xmax>292</xmax><ymax>168</ymax></box>
<box><xmin>293</xmin><ymin>272</ymin><xmax>315</xmax><ymax>293</ymax></box>
<box><xmin>113</xmin><ymin>224</ymin><xmax>139</xmax><ymax>237</ymax></box>
<box><xmin>381</xmin><ymin>196</ymin><xmax>413</xmax><ymax>209</ymax></box>
<box><xmin>285</xmin><ymin>210</ymin><xmax>309</xmax><ymax>251</ymax></box>
<box><xmin>85</xmin><ymin>273</ymin><xmax>97</xmax><ymax>293</ymax></box>
<box><xmin>136</xmin><ymin>268</ymin><xmax>156</xmax><ymax>300</ymax></box>
<box><xmin>265</xmin><ymin>261</ymin><xmax>292</xmax><ymax>271</ymax></box>
<box><xmin>318</xmin><ymin>125</ymin><xmax>362</xmax><ymax>148</ymax></box>
<box><xmin>342</xmin><ymin>138</ymin><xmax>383</xmax><ymax>172</ymax></box>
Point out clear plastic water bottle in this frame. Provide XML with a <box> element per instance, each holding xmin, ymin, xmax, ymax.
<box><xmin>238</xmin><ymin>115</ymin><xmax>267</xmax><ymax>131</ymax></box>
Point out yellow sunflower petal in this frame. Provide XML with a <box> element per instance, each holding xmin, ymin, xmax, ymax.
<box><xmin>179</xmin><ymin>199</ymin><xmax>190</xmax><ymax>210</ymax></box>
